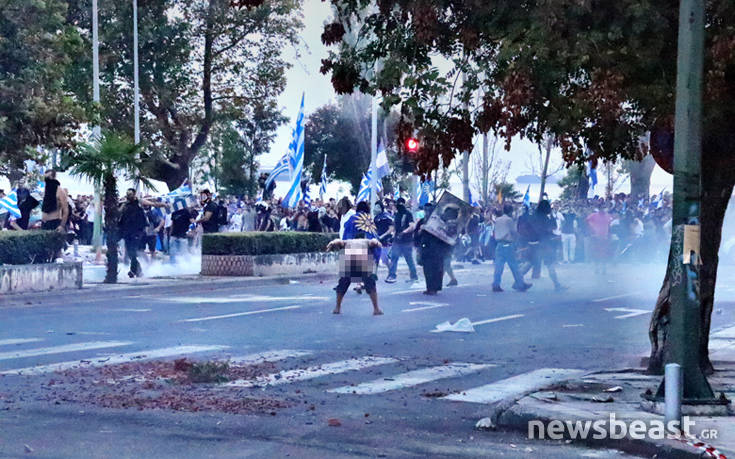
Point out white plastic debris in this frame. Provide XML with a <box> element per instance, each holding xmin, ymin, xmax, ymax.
<box><xmin>603</xmin><ymin>386</ymin><xmax>623</xmax><ymax>393</ymax></box>
<box><xmin>432</xmin><ymin>318</ymin><xmax>475</xmax><ymax>333</ymax></box>
<box><xmin>475</xmin><ymin>417</ymin><xmax>496</xmax><ymax>431</ymax></box>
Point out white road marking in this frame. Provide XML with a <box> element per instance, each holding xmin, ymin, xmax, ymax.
<box><xmin>709</xmin><ymin>339</ymin><xmax>735</xmax><ymax>352</ymax></box>
<box><xmin>591</xmin><ymin>292</ymin><xmax>642</xmax><ymax>303</ymax></box>
<box><xmin>562</xmin><ymin>324</ymin><xmax>584</xmax><ymax>328</ymax></box>
<box><xmin>441</xmin><ymin>368</ymin><xmax>585</xmax><ymax>404</ymax></box>
<box><xmin>163</xmin><ymin>295</ymin><xmax>328</xmax><ymax>304</ymax></box>
<box><xmin>179</xmin><ymin>305</ymin><xmax>301</xmax><ymax>323</ymax></box>
<box><xmin>0</xmin><ymin>341</ymin><xmax>133</xmax><ymax>361</ymax></box>
<box><xmin>1</xmin><ymin>345</ymin><xmax>229</xmax><ymax>375</ymax></box>
<box><xmin>403</xmin><ymin>302</ymin><xmax>449</xmax><ymax>312</ymax></box>
<box><xmin>0</xmin><ymin>338</ymin><xmax>43</xmax><ymax>347</ymax></box>
<box><xmin>604</xmin><ymin>308</ymin><xmax>651</xmax><ymax>319</ymax></box>
<box><xmin>328</xmin><ymin>363</ymin><xmax>494</xmax><ymax>395</ymax></box>
<box><xmin>712</xmin><ymin>326</ymin><xmax>735</xmax><ymax>339</ymax></box>
<box><xmin>470</xmin><ymin>314</ymin><xmax>525</xmax><ymax>327</ymax></box>
<box><xmin>228</xmin><ymin>350</ymin><xmax>312</xmax><ymax>365</ymax></box>
<box><xmin>225</xmin><ymin>356</ymin><xmax>398</xmax><ymax>388</ymax></box>
<box><xmin>111</xmin><ymin>308</ymin><xmax>151</xmax><ymax>312</ymax></box>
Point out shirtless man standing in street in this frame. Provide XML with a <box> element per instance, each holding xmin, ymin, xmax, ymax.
<box><xmin>41</xmin><ymin>169</ymin><xmax>69</xmax><ymax>232</ymax></box>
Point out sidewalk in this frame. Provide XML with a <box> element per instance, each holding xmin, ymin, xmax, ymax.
<box><xmin>489</xmin><ymin>345</ymin><xmax>735</xmax><ymax>458</ymax></box>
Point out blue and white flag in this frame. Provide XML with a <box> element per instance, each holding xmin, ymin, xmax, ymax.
<box><xmin>393</xmin><ymin>188</ymin><xmax>400</xmax><ymax>201</ymax></box>
<box><xmin>282</xmin><ymin>93</ymin><xmax>305</xmax><ymax>208</ymax></box>
<box><xmin>357</xmin><ymin>169</ymin><xmax>383</xmax><ymax>203</ymax></box>
<box><xmin>319</xmin><ymin>155</ymin><xmax>328</xmax><ymax>199</ymax></box>
<box><xmin>418</xmin><ymin>180</ymin><xmax>433</xmax><ymax>206</ymax></box>
<box><xmin>265</xmin><ymin>153</ymin><xmax>290</xmax><ymax>190</ymax></box>
<box><xmin>0</xmin><ymin>190</ymin><xmax>21</xmax><ymax>218</ymax></box>
<box><xmin>589</xmin><ymin>161</ymin><xmax>598</xmax><ymax>189</ymax></box>
<box><xmin>522</xmin><ymin>185</ymin><xmax>531</xmax><ymax>208</ymax></box>
<box><xmin>375</xmin><ymin>140</ymin><xmax>390</xmax><ymax>179</ymax></box>
<box><xmin>303</xmin><ymin>186</ymin><xmax>311</xmax><ymax>208</ymax></box>
<box><xmin>469</xmin><ymin>189</ymin><xmax>479</xmax><ymax>207</ymax></box>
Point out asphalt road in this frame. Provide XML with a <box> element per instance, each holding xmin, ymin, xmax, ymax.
<box><xmin>1</xmin><ymin>259</ymin><xmax>735</xmax><ymax>458</ymax></box>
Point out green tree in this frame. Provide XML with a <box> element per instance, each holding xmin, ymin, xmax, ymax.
<box><xmin>65</xmin><ymin>0</ymin><xmax>302</xmax><ymax>189</ymax></box>
<box><xmin>65</xmin><ymin>133</ymin><xmax>152</xmax><ymax>284</ymax></box>
<box><xmin>322</xmin><ymin>1</ymin><xmax>735</xmax><ymax>374</ymax></box>
<box><xmin>557</xmin><ymin>166</ymin><xmax>589</xmax><ymax>202</ymax></box>
<box><xmin>0</xmin><ymin>0</ymin><xmax>85</xmax><ymax>180</ymax></box>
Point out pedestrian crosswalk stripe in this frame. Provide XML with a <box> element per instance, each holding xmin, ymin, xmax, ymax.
<box><xmin>0</xmin><ymin>338</ymin><xmax>43</xmax><ymax>347</ymax></box>
<box><xmin>441</xmin><ymin>368</ymin><xmax>585</xmax><ymax>404</ymax></box>
<box><xmin>228</xmin><ymin>350</ymin><xmax>312</xmax><ymax>365</ymax></box>
<box><xmin>179</xmin><ymin>305</ymin><xmax>302</xmax><ymax>323</ymax></box>
<box><xmin>0</xmin><ymin>341</ymin><xmax>133</xmax><ymax>362</ymax></box>
<box><xmin>0</xmin><ymin>345</ymin><xmax>229</xmax><ymax>376</ymax></box>
<box><xmin>328</xmin><ymin>363</ymin><xmax>495</xmax><ymax>395</ymax></box>
<box><xmin>225</xmin><ymin>356</ymin><xmax>398</xmax><ymax>388</ymax></box>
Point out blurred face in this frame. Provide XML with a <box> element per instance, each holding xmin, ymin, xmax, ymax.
<box><xmin>44</xmin><ymin>170</ymin><xmax>56</xmax><ymax>180</ymax></box>
<box><xmin>200</xmin><ymin>193</ymin><xmax>209</xmax><ymax>204</ymax></box>
<box><xmin>126</xmin><ymin>189</ymin><xmax>136</xmax><ymax>201</ymax></box>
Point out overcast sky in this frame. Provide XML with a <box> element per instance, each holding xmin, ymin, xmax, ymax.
<box><xmin>266</xmin><ymin>0</ymin><xmax>673</xmax><ymax>198</ymax></box>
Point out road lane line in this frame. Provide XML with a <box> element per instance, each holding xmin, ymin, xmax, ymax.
<box><xmin>604</xmin><ymin>308</ymin><xmax>651</xmax><ymax>319</ymax></box>
<box><xmin>228</xmin><ymin>350</ymin><xmax>312</xmax><ymax>365</ymax></box>
<box><xmin>709</xmin><ymin>339</ymin><xmax>735</xmax><ymax>352</ymax></box>
<box><xmin>328</xmin><ymin>363</ymin><xmax>495</xmax><ymax>395</ymax></box>
<box><xmin>591</xmin><ymin>292</ymin><xmax>643</xmax><ymax>303</ymax></box>
<box><xmin>179</xmin><ymin>305</ymin><xmax>301</xmax><ymax>323</ymax></box>
<box><xmin>470</xmin><ymin>314</ymin><xmax>525</xmax><ymax>327</ymax></box>
<box><xmin>441</xmin><ymin>368</ymin><xmax>585</xmax><ymax>404</ymax></box>
<box><xmin>1</xmin><ymin>345</ymin><xmax>229</xmax><ymax>375</ymax></box>
<box><xmin>402</xmin><ymin>302</ymin><xmax>449</xmax><ymax>312</ymax></box>
<box><xmin>111</xmin><ymin>308</ymin><xmax>151</xmax><ymax>312</ymax></box>
<box><xmin>225</xmin><ymin>356</ymin><xmax>398</xmax><ymax>388</ymax></box>
<box><xmin>0</xmin><ymin>338</ymin><xmax>43</xmax><ymax>347</ymax></box>
<box><xmin>0</xmin><ymin>341</ymin><xmax>133</xmax><ymax>361</ymax></box>
<box><xmin>163</xmin><ymin>295</ymin><xmax>328</xmax><ymax>304</ymax></box>
<box><xmin>712</xmin><ymin>325</ymin><xmax>735</xmax><ymax>339</ymax></box>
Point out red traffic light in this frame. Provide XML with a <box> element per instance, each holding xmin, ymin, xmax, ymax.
<box><xmin>406</xmin><ymin>138</ymin><xmax>419</xmax><ymax>152</ymax></box>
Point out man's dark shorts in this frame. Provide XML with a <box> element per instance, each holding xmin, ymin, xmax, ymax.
<box><xmin>41</xmin><ymin>219</ymin><xmax>61</xmax><ymax>231</ymax></box>
<box><xmin>335</xmin><ymin>274</ymin><xmax>377</xmax><ymax>295</ymax></box>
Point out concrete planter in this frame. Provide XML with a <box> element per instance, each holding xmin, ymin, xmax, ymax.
<box><xmin>0</xmin><ymin>262</ymin><xmax>83</xmax><ymax>294</ymax></box>
<box><xmin>201</xmin><ymin>252</ymin><xmax>338</xmax><ymax>277</ymax></box>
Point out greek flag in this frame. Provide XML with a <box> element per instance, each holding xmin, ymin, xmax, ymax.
<box><xmin>394</xmin><ymin>188</ymin><xmax>400</xmax><ymax>201</ymax></box>
<box><xmin>265</xmin><ymin>154</ymin><xmax>290</xmax><ymax>190</ymax></box>
<box><xmin>522</xmin><ymin>185</ymin><xmax>531</xmax><ymax>208</ymax></box>
<box><xmin>303</xmin><ymin>186</ymin><xmax>311</xmax><ymax>207</ymax></box>
<box><xmin>0</xmin><ymin>190</ymin><xmax>21</xmax><ymax>218</ymax></box>
<box><xmin>319</xmin><ymin>155</ymin><xmax>328</xmax><ymax>199</ymax></box>
<box><xmin>357</xmin><ymin>169</ymin><xmax>382</xmax><ymax>203</ymax></box>
<box><xmin>282</xmin><ymin>93</ymin><xmax>305</xmax><ymax>208</ymax></box>
<box><xmin>375</xmin><ymin>140</ymin><xmax>390</xmax><ymax>179</ymax></box>
<box><xmin>469</xmin><ymin>189</ymin><xmax>479</xmax><ymax>207</ymax></box>
<box><xmin>418</xmin><ymin>180</ymin><xmax>433</xmax><ymax>206</ymax></box>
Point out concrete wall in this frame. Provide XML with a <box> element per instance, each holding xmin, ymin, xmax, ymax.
<box><xmin>0</xmin><ymin>262</ymin><xmax>83</xmax><ymax>294</ymax></box>
<box><xmin>201</xmin><ymin>252</ymin><xmax>338</xmax><ymax>277</ymax></box>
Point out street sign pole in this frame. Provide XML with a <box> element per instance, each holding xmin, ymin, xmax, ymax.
<box><xmin>92</xmin><ymin>0</ymin><xmax>103</xmax><ymax>262</ymax></box>
<box><xmin>654</xmin><ymin>0</ymin><xmax>716</xmax><ymax>402</ymax></box>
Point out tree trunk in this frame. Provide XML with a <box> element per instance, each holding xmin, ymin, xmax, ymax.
<box><xmin>647</xmin><ymin>165</ymin><xmax>734</xmax><ymax>375</ymax></box>
<box><xmin>627</xmin><ymin>154</ymin><xmax>656</xmax><ymax>200</ymax></box>
<box><xmin>481</xmin><ymin>133</ymin><xmax>489</xmax><ymax>204</ymax></box>
<box><xmin>103</xmin><ymin>173</ymin><xmax>120</xmax><ymax>284</ymax></box>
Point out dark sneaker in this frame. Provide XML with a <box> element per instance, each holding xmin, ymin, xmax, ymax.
<box><xmin>513</xmin><ymin>283</ymin><xmax>532</xmax><ymax>292</ymax></box>
<box><xmin>385</xmin><ymin>276</ymin><xmax>397</xmax><ymax>284</ymax></box>
<box><xmin>492</xmin><ymin>285</ymin><xmax>504</xmax><ymax>292</ymax></box>
<box><xmin>128</xmin><ymin>271</ymin><xmax>135</xmax><ymax>278</ymax></box>
<box><xmin>447</xmin><ymin>279</ymin><xmax>458</xmax><ymax>287</ymax></box>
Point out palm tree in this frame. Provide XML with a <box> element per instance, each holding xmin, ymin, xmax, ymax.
<box><xmin>66</xmin><ymin>133</ymin><xmax>155</xmax><ymax>284</ymax></box>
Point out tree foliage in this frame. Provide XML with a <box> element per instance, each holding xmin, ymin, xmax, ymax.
<box><xmin>65</xmin><ymin>0</ymin><xmax>302</xmax><ymax>188</ymax></box>
<box><xmin>0</xmin><ymin>0</ymin><xmax>85</xmax><ymax>179</ymax></box>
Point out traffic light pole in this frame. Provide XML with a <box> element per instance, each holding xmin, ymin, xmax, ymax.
<box><xmin>653</xmin><ymin>0</ymin><xmax>716</xmax><ymax>403</ymax></box>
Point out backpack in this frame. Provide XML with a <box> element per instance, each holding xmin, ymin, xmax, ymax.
<box><xmin>216</xmin><ymin>204</ymin><xmax>228</xmax><ymax>226</ymax></box>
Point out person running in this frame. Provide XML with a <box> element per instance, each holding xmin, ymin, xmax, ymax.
<box><xmin>385</xmin><ymin>197</ymin><xmax>418</xmax><ymax>283</ymax></box>
<box><xmin>329</xmin><ymin>201</ymin><xmax>383</xmax><ymax>315</ymax></box>
<box><xmin>119</xmin><ymin>189</ymin><xmax>148</xmax><ymax>278</ymax></box>
<box><xmin>530</xmin><ymin>200</ymin><xmax>567</xmax><ymax>291</ymax></box>
<box><xmin>492</xmin><ymin>204</ymin><xmax>532</xmax><ymax>292</ymax></box>
<box><xmin>416</xmin><ymin>203</ymin><xmax>452</xmax><ymax>295</ymax></box>
<box><xmin>40</xmin><ymin>169</ymin><xmax>69</xmax><ymax>232</ymax></box>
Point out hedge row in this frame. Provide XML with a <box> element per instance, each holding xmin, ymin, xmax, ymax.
<box><xmin>202</xmin><ymin>232</ymin><xmax>338</xmax><ymax>256</ymax></box>
<box><xmin>0</xmin><ymin>231</ymin><xmax>66</xmax><ymax>265</ymax></box>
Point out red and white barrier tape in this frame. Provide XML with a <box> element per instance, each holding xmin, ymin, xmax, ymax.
<box><xmin>668</xmin><ymin>433</ymin><xmax>727</xmax><ymax>459</ymax></box>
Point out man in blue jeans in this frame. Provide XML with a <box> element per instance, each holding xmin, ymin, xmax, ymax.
<box><xmin>385</xmin><ymin>198</ymin><xmax>418</xmax><ymax>283</ymax></box>
<box><xmin>492</xmin><ymin>204</ymin><xmax>532</xmax><ymax>292</ymax></box>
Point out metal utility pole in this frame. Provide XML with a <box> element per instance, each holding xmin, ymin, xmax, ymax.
<box><xmin>92</xmin><ymin>0</ymin><xmax>103</xmax><ymax>260</ymax></box>
<box><xmin>461</xmin><ymin>73</ymin><xmax>470</xmax><ymax>203</ymax></box>
<box><xmin>133</xmin><ymin>0</ymin><xmax>140</xmax><ymax>145</ymax></box>
<box><xmin>369</xmin><ymin>92</ymin><xmax>378</xmax><ymax>211</ymax></box>
<box><xmin>654</xmin><ymin>0</ymin><xmax>717</xmax><ymax>403</ymax></box>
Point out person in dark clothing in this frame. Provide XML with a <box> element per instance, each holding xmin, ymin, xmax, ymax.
<box><xmin>529</xmin><ymin>200</ymin><xmax>566</xmax><ymax>291</ymax></box>
<box><xmin>416</xmin><ymin>203</ymin><xmax>451</xmax><ymax>295</ymax></box>
<box><xmin>169</xmin><ymin>198</ymin><xmax>193</xmax><ymax>263</ymax></box>
<box><xmin>373</xmin><ymin>201</ymin><xmax>394</xmax><ymax>268</ymax></box>
<box><xmin>119</xmin><ymin>188</ymin><xmax>148</xmax><ymax>278</ymax></box>
<box><xmin>15</xmin><ymin>186</ymin><xmax>39</xmax><ymax>230</ymax></box>
<box><xmin>518</xmin><ymin>205</ymin><xmax>541</xmax><ymax>278</ymax></box>
<box><xmin>307</xmin><ymin>210</ymin><xmax>323</xmax><ymax>232</ymax></box>
<box><xmin>196</xmin><ymin>189</ymin><xmax>219</xmax><ymax>233</ymax></box>
<box><xmin>386</xmin><ymin>198</ymin><xmax>418</xmax><ymax>283</ymax></box>
<box><xmin>40</xmin><ymin>169</ymin><xmax>69</xmax><ymax>231</ymax></box>
<box><xmin>255</xmin><ymin>203</ymin><xmax>275</xmax><ymax>232</ymax></box>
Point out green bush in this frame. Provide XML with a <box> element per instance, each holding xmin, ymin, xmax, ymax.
<box><xmin>0</xmin><ymin>231</ymin><xmax>66</xmax><ymax>265</ymax></box>
<box><xmin>202</xmin><ymin>232</ymin><xmax>338</xmax><ymax>256</ymax></box>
